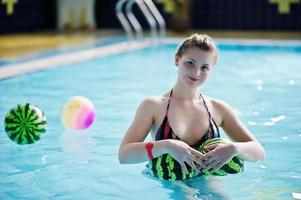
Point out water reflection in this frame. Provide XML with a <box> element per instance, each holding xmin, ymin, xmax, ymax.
<box><xmin>59</xmin><ymin>130</ymin><xmax>97</xmax><ymax>163</ymax></box>
<box><xmin>143</xmin><ymin>170</ymin><xmax>230</xmax><ymax>200</ymax></box>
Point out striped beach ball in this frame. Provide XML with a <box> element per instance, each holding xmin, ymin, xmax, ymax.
<box><xmin>60</xmin><ymin>96</ymin><xmax>96</xmax><ymax>130</ymax></box>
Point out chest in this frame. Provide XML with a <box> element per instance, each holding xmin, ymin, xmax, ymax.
<box><xmin>154</xmin><ymin>101</ymin><xmax>213</xmax><ymax>143</ymax></box>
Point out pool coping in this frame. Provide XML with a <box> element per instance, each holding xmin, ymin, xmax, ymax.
<box><xmin>0</xmin><ymin>39</ymin><xmax>155</xmax><ymax>80</ymax></box>
<box><xmin>1</xmin><ymin>37</ymin><xmax>301</xmax><ymax>80</ymax></box>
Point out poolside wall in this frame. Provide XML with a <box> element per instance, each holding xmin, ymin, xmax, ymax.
<box><xmin>0</xmin><ymin>0</ymin><xmax>56</xmax><ymax>33</ymax></box>
<box><xmin>0</xmin><ymin>0</ymin><xmax>301</xmax><ymax>34</ymax></box>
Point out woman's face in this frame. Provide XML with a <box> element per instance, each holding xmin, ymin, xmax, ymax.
<box><xmin>175</xmin><ymin>47</ymin><xmax>215</xmax><ymax>87</ymax></box>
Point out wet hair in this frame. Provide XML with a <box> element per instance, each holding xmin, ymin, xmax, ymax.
<box><xmin>176</xmin><ymin>34</ymin><xmax>218</xmax><ymax>64</ymax></box>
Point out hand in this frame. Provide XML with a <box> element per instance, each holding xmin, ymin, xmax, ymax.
<box><xmin>167</xmin><ymin>139</ymin><xmax>207</xmax><ymax>174</ymax></box>
<box><xmin>203</xmin><ymin>142</ymin><xmax>237</xmax><ymax>173</ymax></box>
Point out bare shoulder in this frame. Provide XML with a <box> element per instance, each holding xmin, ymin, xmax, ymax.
<box><xmin>140</xmin><ymin>96</ymin><xmax>167</xmax><ymax>107</ymax></box>
<box><xmin>208</xmin><ymin>97</ymin><xmax>233</xmax><ymax>113</ymax></box>
<box><xmin>138</xmin><ymin>95</ymin><xmax>169</xmax><ymax>113</ymax></box>
<box><xmin>202</xmin><ymin>95</ymin><xmax>236</xmax><ymax>125</ymax></box>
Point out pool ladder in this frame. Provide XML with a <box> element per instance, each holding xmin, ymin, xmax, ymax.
<box><xmin>115</xmin><ymin>0</ymin><xmax>166</xmax><ymax>40</ymax></box>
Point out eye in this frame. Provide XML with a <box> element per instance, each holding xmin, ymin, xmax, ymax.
<box><xmin>186</xmin><ymin>61</ymin><xmax>193</xmax><ymax>65</ymax></box>
<box><xmin>185</xmin><ymin>61</ymin><xmax>194</xmax><ymax>68</ymax></box>
<box><xmin>200</xmin><ymin>65</ymin><xmax>209</xmax><ymax>72</ymax></box>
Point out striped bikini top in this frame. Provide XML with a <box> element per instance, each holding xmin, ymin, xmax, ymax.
<box><xmin>155</xmin><ymin>89</ymin><xmax>220</xmax><ymax>147</ymax></box>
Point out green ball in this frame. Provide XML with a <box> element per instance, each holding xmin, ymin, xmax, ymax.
<box><xmin>4</xmin><ymin>103</ymin><xmax>47</xmax><ymax>145</ymax></box>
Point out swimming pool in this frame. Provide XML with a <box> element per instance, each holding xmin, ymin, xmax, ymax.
<box><xmin>0</xmin><ymin>39</ymin><xmax>301</xmax><ymax>199</ymax></box>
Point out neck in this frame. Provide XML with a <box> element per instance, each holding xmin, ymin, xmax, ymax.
<box><xmin>172</xmin><ymin>80</ymin><xmax>200</xmax><ymax>101</ymax></box>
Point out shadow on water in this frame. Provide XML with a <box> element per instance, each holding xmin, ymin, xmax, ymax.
<box><xmin>164</xmin><ymin>176</ymin><xmax>230</xmax><ymax>200</ymax></box>
<box><xmin>59</xmin><ymin>130</ymin><xmax>97</xmax><ymax>163</ymax></box>
<box><xmin>143</xmin><ymin>169</ymin><xmax>230</xmax><ymax>200</ymax></box>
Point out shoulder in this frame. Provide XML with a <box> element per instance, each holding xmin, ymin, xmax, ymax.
<box><xmin>137</xmin><ymin>95</ymin><xmax>169</xmax><ymax>114</ymax></box>
<box><xmin>208</xmin><ymin>97</ymin><xmax>233</xmax><ymax>113</ymax></box>
<box><xmin>202</xmin><ymin>95</ymin><xmax>237</xmax><ymax>123</ymax></box>
<box><xmin>139</xmin><ymin>96</ymin><xmax>167</xmax><ymax>107</ymax></box>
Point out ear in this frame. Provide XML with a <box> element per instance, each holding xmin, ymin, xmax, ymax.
<box><xmin>175</xmin><ymin>54</ymin><xmax>180</xmax><ymax>66</ymax></box>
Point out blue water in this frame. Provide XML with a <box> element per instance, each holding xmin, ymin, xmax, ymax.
<box><xmin>0</xmin><ymin>42</ymin><xmax>301</xmax><ymax>200</ymax></box>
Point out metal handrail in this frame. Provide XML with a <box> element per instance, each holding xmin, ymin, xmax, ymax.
<box><xmin>115</xmin><ymin>0</ymin><xmax>134</xmax><ymax>40</ymax></box>
<box><xmin>135</xmin><ymin>0</ymin><xmax>157</xmax><ymax>39</ymax></box>
<box><xmin>125</xmin><ymin>0</ymin><xmax>143</xmax><ymax>39</ymax></box>
<box><xmin>143</xmin><ymin>0</ymin><xmax>166</xmax><ymax>38</ymax></box>
<box><xmin>115</xmin><ymin>0</ymin><xmax>166</xmax><ymax>40</ymax></box>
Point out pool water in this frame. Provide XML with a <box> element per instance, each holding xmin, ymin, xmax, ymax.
<box><xmin>0</xmin><ymin>42</ymin><xmax>301</xmax><ymax>199</ymax></box>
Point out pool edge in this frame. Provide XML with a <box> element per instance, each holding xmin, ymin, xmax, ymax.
<box><xmin>1</xmin><ymin>37</ymin><xmax>301</xmax><ymax>80</ymax></box>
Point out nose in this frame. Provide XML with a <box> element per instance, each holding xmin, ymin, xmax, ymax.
<box><xmin>193</xmin><ymin>66</ymin><xmax>201</xmax><ymax>76</ymax></box>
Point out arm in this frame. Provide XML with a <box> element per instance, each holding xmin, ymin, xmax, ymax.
<box><xmin>203</xmin><ymin>100</ymin><xmax>265</xmax><ymax>173</ymax></box>
<box><xmin>119</xmin><ymin>98</ymin><xmax>206</xmax><ymax>173</ymax></box>
<box><xmin>118</xmin><ymin>98</ymin><xmax>167</xmax><ymax>164</ymax></box>
<box><xmin>214</xmin><ymin>100</ymin><xmax>266</xmax><ymax>161</ymax></box>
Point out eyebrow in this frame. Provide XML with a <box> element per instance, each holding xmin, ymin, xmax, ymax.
<box><xmin>187</xmin><ymin>57</ymin><xmax>196</xmax><ymax>62</ymax></box>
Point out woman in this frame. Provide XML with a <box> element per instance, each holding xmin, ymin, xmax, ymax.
<box><xmin>118</xmin><ymin>34</ymin><xmax>265</xmax><ymax>178</ymax></box>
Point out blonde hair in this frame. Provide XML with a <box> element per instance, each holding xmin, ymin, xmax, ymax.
<box><xmin>176</xmin><ymin>34</ymin><xmax>218</xmax><ymax>64</ymax></box>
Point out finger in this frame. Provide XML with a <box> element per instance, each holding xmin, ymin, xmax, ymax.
<box><xmin>195</xmin><ymin>161</ymin><xmax>206</xmax><ymax>169</ymax></box>
<box><xmin>189</xmin><ymin>148</ymin><xmax>207</xmax><ymax>160</ymax></box>
<box><xmin>187</xmin><ymin>153</ymin><xmax>206</xmax><ymax>168</ymax></box>
<box><xmin>186</xmin><ymin>159</ymin><xmax>201</xmax><ymax>173</ymax></box>
<box><xmin>204</xmin><ymin>144</ymin><xmax>218</xmax><ymax>151</ymax></box>
<box><xmin>180</xmin><ymin>162</ymin><xmax>189</xmax><ymax>175</ymax></box>
<box><xmin>204</xmin><ymin>149</ymin><xmax>216</xmax><ymax>158</ymax></box>
<box><xmin>210</xmin><ymin>162</ymin><xmax>224</xmax><ymax>173</ymax></box>
<box><xmin>193</xmin><ymin>159</ymin><xmax>206</xmax><ymax>169</ymax></box>
<box><xmin>204</xmin><ymin>152</ymin><xmax>217</xmax><ymax>164</ymax></box>
<box><xmin>203</xmin><ymin>159</ymin><xmax>220</xmax><ymax>172</ymax></box>
<box><xmin>188</xmin><ymin>152</ymin><xmax>207</xmax><ymax>165</ymax></box>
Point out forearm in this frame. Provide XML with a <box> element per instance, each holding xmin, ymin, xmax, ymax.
<box><xmin>232</xmin><ymin>141</ymin><xmax>265</xmax><ymax>161</ymax></box>
<box><xmin>119</xmin><ymin>140</ymin><xmax>170</xmax><ymax>164</ymax></box>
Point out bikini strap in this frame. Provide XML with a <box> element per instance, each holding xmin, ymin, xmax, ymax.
<box><xmin>166</xmin><ymin>89</ymin><xmax>173</xmax><ymax>115</ymax></box>
<box><xmin>199</xmin><ymin>93</ymin><xmax>212</xmax><ymax>120</ymax></box>
<box><xmin>200</xmin><ymin>93</ymin><xmax>218</xmax><ymax>138</ymax></box>
<box><xmin>212</xmin><ymin>118</ymin><xmax>221</xmax><ymax>137</ymax></box>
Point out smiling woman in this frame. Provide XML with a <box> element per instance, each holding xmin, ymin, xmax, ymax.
<box><xmin>118</xmin><ymin>33</ymin><xmax>265</xmax><ymax>180</ymax></box>
<box><xmin>0</xmin><ymin>34</ymin><xmax>300</xmax><ymax>199</ymax></box>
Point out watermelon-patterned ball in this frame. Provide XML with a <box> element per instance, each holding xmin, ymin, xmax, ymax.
<box><xmin>4</xmin><ymin>103</ymin><xmax>47</xmax><ymax>145</ymax></box>
<box><xmin>149</xmin><ymin>138</ymin><xmax>244</xmax><ymax>180</ymax></box>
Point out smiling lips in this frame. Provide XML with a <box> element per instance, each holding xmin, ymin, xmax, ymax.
<box><xmin>188</xmin><ymin>76</ymin><xmax>200</xmax><ymax>81</ymax></box>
